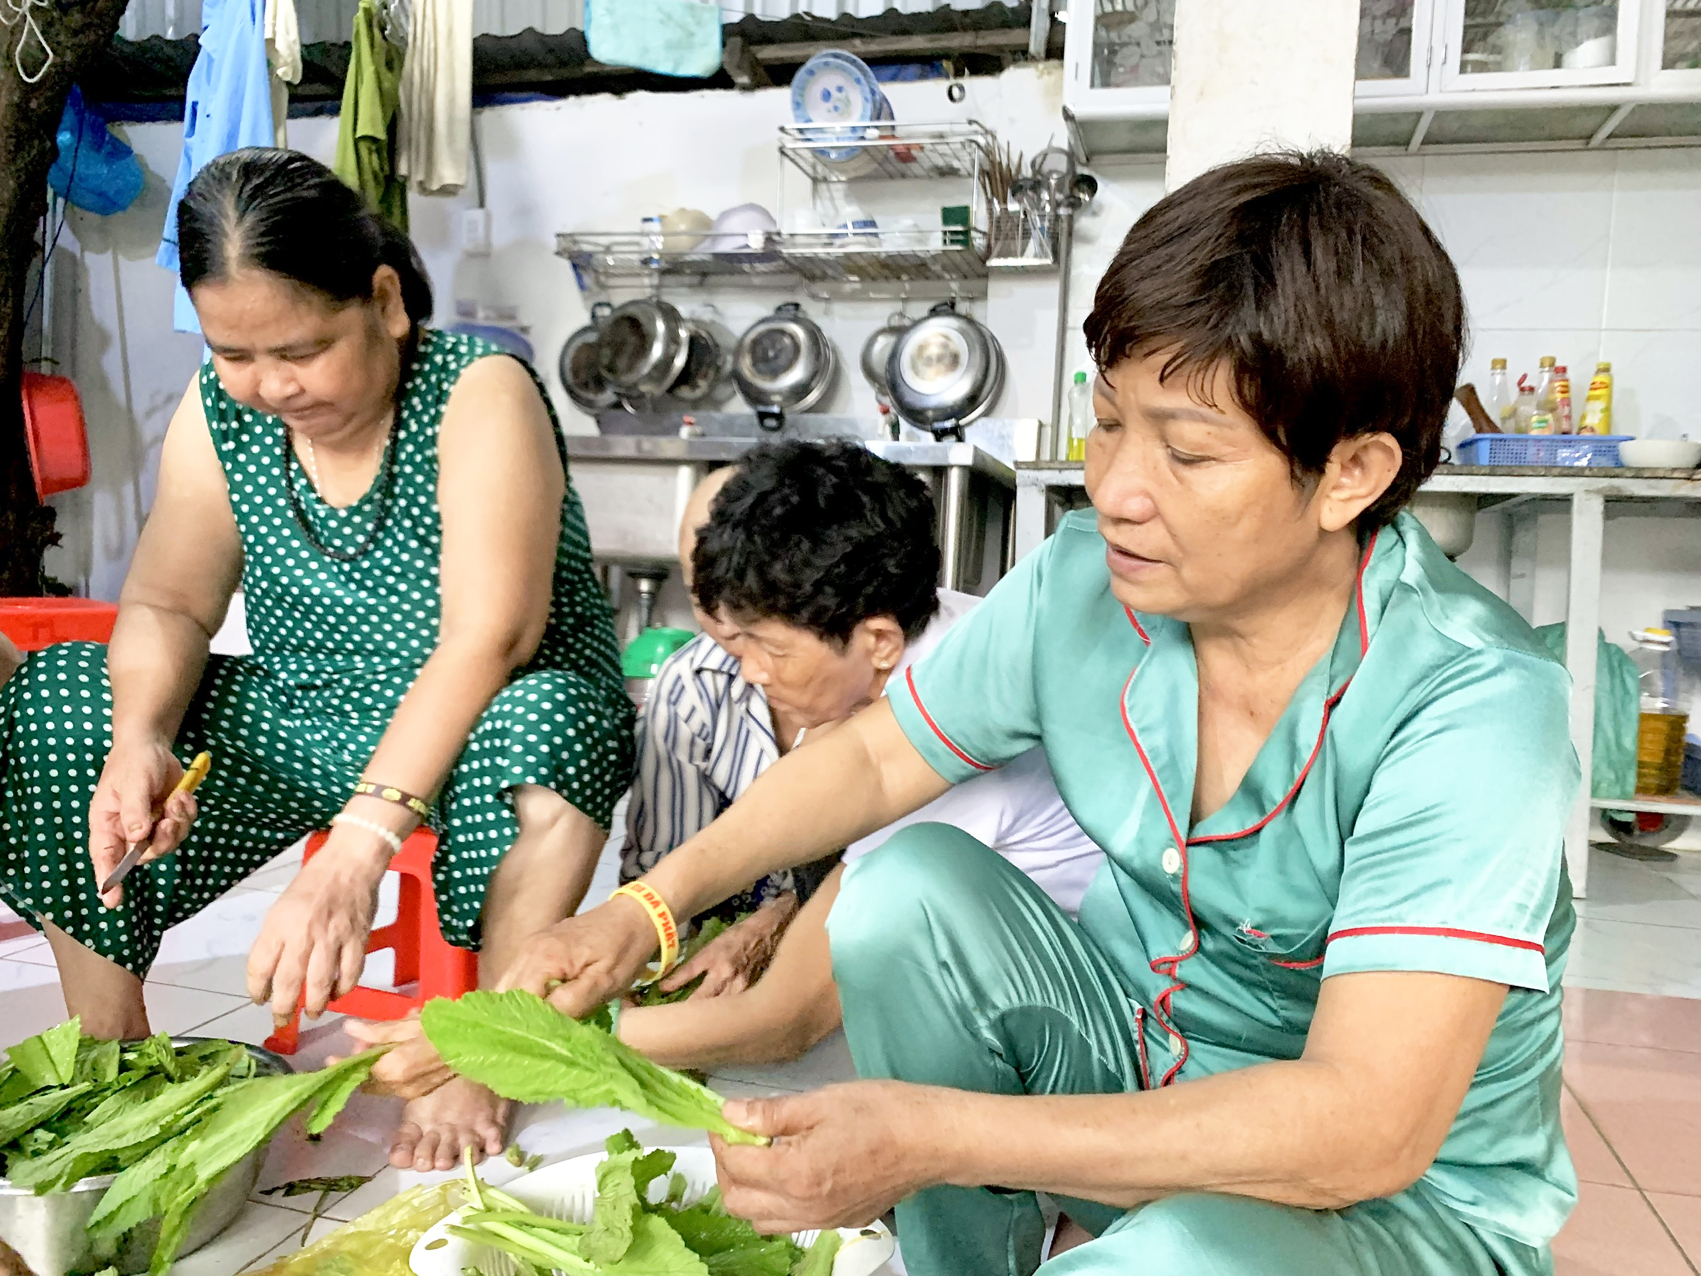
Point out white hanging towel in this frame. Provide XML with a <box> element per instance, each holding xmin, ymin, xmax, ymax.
<box><xmin>395</xmin><ymin>0</ymin><xmax>471</xmax><ymax>195</ymax></box>
<box><xmin>263</xmin><ymin>0</ymin><xmax>300</xmax><ymax>147</ymax></box>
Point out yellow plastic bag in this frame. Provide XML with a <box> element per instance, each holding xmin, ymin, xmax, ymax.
<box><xmin>247</xmin><ymin>1182</ymin><xmax>465</xmax><ymax>1276</ymax></box>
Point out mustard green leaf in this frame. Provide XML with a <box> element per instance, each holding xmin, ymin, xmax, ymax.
<box><xmin>6</xmin><ymin>1019</ymin><xmax>81</xmax><ymax>1090</ymax></box>
<box><xmin>421</xmin><ymin>990</ymin><xmax>764</xmax><ymax>1144</ymax></box>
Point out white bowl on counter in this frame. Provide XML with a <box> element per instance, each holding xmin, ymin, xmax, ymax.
<box><xmin>1618</xmin><ymin>439</ymin><xmax>1701</xmax><ymax>469</ymax></box>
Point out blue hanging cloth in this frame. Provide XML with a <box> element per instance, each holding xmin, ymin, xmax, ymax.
<box><xmin>157</xmin><ymin>0</ymin><xmax>275</xmax><ymax>334</ymax></box>
<box><xmin>49</xmin><ymin>88</ymin><xmax>145</xmax><ymax>216</ymax></box>
<box><xmin>585</xmin><ymin>0</ymin><xmax>721</xmax><ymax>79</ymax></box>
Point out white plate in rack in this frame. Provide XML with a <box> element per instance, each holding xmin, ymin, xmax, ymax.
<box><xmin>410</xmin><ymin>1146</ymin><xmax>895</xmax><ymax>1276</ymax></box>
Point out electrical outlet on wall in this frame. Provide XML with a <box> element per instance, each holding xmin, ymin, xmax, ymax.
<box><xmin>460</xmin><ymin>208</ymin><xmax>492</xmax><ymax>256</ymax></box>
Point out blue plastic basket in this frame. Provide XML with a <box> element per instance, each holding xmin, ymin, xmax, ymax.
<box><xmin>1666</xmin><ymin>609</ymin><xmax>1701</xmax><ymax>664</ymax></box>
<box><xmin>1454</xmin><ymin>434</ymin><xmax>1630</xmax><ymax>468</ymax></box>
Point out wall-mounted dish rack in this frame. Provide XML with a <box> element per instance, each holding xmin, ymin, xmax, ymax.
<box><xmin>554</xmin><ymin>121</ymin><xmax>1059</xmax><ymax>301</ymax></box>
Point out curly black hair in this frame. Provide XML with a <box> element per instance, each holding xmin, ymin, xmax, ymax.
<box><xmin>691</xmin><ymin>440</ymin><xmax>941</xmax><ymax>644</ymax></box>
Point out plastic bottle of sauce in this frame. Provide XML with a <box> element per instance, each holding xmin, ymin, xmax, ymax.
<box><xmin>1485</xmin><ymin>358</ymin><xmax>1516</xmax><ymax>432</ymax></box>
<box><xmin>1579</xmin><ymin>362</ymin><xmax>1613</xmax><ymax>435</ymax></box>
<box><xmin>1553</xmin><ymin>365</ymin><xmax>1574</xmax><ymax>434</ymax></box>
<box><xmin>1533</xmin><ymin>356</ymin><xmax>1559</xmax><ymax>416</ymax></box>
<box><xmin>1066</xmin><ymin>371</ymin><xmax>1093</xmax><ymax>462</ymax></box>
<box><xmin>1514</xmin><ymin>380</ymin><xmax>1538</xmax><ymax>434</ymax></box>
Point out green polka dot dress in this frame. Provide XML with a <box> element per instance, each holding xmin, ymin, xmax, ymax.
<box><xmin>0</xmin><ymin>330</ymin><xmax>633</xmax><ymax>974</ymax></box>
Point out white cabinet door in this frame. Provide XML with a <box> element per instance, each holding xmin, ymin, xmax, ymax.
<box><xmin>1438</xmin><ymin>0</ymin><xmax>1642</xmax><ymax>90</ymax></box>
<box><xmin>1063</xmin><ymin>0</ymin><xmax>1175</xmax><ymax>111</ymax></box>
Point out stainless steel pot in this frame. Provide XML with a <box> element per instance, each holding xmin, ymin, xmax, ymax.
<box><xmin>0</xmin><ymin>1040</ymin><xmax>291</xmax><ymax>1276</ymax></box>
<box><xmin>734</xmin><ymin>303</ymin><xmax>838</xmax><ymax>431</ymax></box>
<box><xmin>886</xmin><ymin>300</ymin><xmax>1004</xmax><ymax>439</ymax></box>
<box><xmin>559</xmin><ymin>301</ymin><xmax>617</xmax><ymax>413</ymax></box>
<box><xmin>671</xmin><ymin>314</ymin><xmax>737</xmax><ymax>405</ymax></box>
<box><xmin>597</xmin><ymin>299</ymin><xmax>691</xmax><ymax>401</ymax></box>
<box><xmin>859</xmin><ymin>312</ymin><xmax>911</xmax><ymax>402</ymax></box>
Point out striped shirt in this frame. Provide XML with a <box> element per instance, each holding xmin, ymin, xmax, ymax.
<box><xmin>621</xmin><ymin>631</ymin><xmax>790</xmax><ymax>914</ymax></box>
<box><xmin>621</xmin><ymin>592</ymin><xmax>981</xmax><ymax>913</ymax></box>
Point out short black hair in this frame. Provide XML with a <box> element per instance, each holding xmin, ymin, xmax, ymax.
<box><xmin>692</xmin><ymin>440</ymin><xmax>941</xmax><ymax>644</ymax></box>
<box><xmin>177</xmin><ymin>148</ymin><xmax>434</xmax><ymax>325</ymax></box>
<box><xmin>1083</xmin><ymin>150</ymin><xmax>1464</xmax><ymax>526</ymax></box>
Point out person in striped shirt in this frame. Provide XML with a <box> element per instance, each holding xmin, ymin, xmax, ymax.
<box><xmin>616</xmin><ymin>441</ymin><xmax>1103</xmax><ymax>1067</ymax></box>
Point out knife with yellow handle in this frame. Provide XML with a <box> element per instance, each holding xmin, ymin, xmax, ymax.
<box><xmin>99</xmin><ymin>752</ymin><xmax>212</xmax><ymax>895</ymax></box>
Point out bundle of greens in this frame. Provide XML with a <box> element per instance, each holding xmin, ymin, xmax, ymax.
<box><xmin>0</xmin><ymin>1018</ymin><xmax>385</xmax><ymax>1275</ymax></box>
<box><xmin>449</xmin><ymin>1131</ymin><xmax>841</xmax><ymax>1276</ymax></box>
<box><xmin>631</xmin><ymin>917</ymin><xmax>735</xmax><ymax>1008</ymax></box>
<box><xmin>421</xmin><ymin>990</ymin><xmax>765</xmax><ymax>1145</ymax></box>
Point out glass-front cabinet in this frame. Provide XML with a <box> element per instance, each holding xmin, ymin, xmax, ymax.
<box><xmin>1064</xmin><ymin>0</ymin><xmax>1434</xmax><ymax>108</ymax></box>
<box><xmin>1063</xmin><ymin>0</ymin><xmax>1700</xmax><ymax>156</ymax></box>
<box><xmin>1438</xmin><ymin>0</ymin><xmax>1643</xmax><ymax>88</ymax></box>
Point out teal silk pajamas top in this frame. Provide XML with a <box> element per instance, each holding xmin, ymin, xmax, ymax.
<box><xmin>887</xmin><ymin>509</ymin><xmax>1579</xmax><ymax>1258</ymax></box>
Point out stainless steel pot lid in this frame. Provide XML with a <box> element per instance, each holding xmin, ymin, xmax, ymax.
<box><xmin>598</xmin><ymin>299</ymin><xmax>690</xmax><ymax>399</ymax></box>
<box><xmin>735</xmin><ymin>303</ymin><xmax>835</xmax><ymax>409</ymax></box>
<box><xmin>886</xmin><ymin>302</ymin><xmax>999</xmax><ymax>428</ymax></box>
<box><xmin>559</xmin><ymin>303</ymin><xmax>617</xmax><ymax>412</ymax></box>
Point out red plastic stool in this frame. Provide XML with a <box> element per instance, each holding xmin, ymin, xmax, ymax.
<box><xmin>0</xmin><ymin>598</ymin><xmax>118</xmax><ymax>650</ymax></box>
<box><xmin>263</xmin><ymin>827</ymin><xmax>478</xmax><ymax>1054</ymax></box>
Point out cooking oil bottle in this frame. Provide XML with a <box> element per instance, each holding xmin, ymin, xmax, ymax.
<box><xmin>1066</xmin><ymin>371</ymin><xmax>1092</xmax><ymax>462</ymax></box>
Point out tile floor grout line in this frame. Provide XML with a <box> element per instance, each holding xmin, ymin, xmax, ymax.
<box><xmin>1564</xmin><ymin>1079</ymin><xmax>1701</xmax><ymax>1274</ymax></box>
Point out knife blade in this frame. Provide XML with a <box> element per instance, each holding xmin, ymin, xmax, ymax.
<box><xmin>99</xmin><ymin>752</ymin><xmax>213</xmax><ymax>896</ymax></box>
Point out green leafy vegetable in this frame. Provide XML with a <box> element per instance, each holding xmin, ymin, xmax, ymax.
<box><xmin>88</xmin><ymin>1049</ymin><xmax>387</xmax><ymax>1274</ymax></box>
<box><xmin>73</xmin><ymin>1038</ymin><xmax>122</xmax><ymax>1086</ymax></box>
<box><xmin>6</xmin><ymin>1018</ymin><xmax>81</xmax><ymax>1089</ymax></box>
<box><xmin>452</xmin><ymin>1132</ymin><xmax>800</xmax><ymax>1276</ymax></box>
<box><xmin>634</xmin><ymin>917</ymin><xmax>736</xmax><ymax>1007</ymax></box>
<box><xmin>0</xmin><ymin>1082</ymin><xmax>90</xmax><ymax>1147</ymax></box>
<box><xmin>9</xmin><ymin>1051</ymin><xmax>238</xmax><ymax>1191</ymax></box>
<box><xmin>790</xmin><ymin>1230</ymin><xmax>841</xmax><ymax>1276</ymax></box>
<box><xmin>421</xmin><ymin>990</ymin><xmax>765</xmax><ymax>1145</ymax></box>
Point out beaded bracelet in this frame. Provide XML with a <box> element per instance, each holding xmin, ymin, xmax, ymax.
<box><xmin>353</xmin><ymin>780</ymin><xmax>432</xmax><ymax>820</ymax></box>
<box><xmin>331</xmin><ymin>812</ymin><xmax>405</xmax><ymax>857</ymax></box>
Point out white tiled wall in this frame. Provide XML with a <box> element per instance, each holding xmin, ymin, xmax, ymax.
<box><xmin>1382</xmin><ymin>148</ymin><xmax>1701</xmax><ymax>442</ymax></box>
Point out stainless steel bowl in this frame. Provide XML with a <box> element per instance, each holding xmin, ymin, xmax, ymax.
<box><xmin>558</xmin><ymin>301</ymin><xmax>619</xmax><ymax>413</ymax></box>
<box><xmin>733</xmin><ymin>303</ymin><xmax>838</xmax><ymax>431</ymax></box>
<box><xmin>598</xmin><ymin>299</ymin><xmax>691</xmax><ymax>401</ymax></box>
<box><xmin>0</xmin><ymin>1040</ymin><xmax>291</xmax><ymax>1276</ymax></box>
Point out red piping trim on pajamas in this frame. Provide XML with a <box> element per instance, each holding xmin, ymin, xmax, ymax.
<box><xmin>1124</xmin><ymin>607</ymin><xmax>1151</xmax><ymax>645</ymax></box>
<box><xmin>1185</xmin><ymin>531</ymin><xmax>1379</xmax><ymax>849</ymax></box>
<box><xmin>905</xmin><ymin>668</ymin><xmax>993</xmax><ymax>771</ymax></box>
<box><xmin>1270</xmin><ymin>955</ymin><xmax>1327</xmax><ymax>970</ymax></box>
<box><xmin>1326</xmin><ymin>925</ymin><xmax>1545</xmax><ymax>953</ymax></box>
<box><xmin>1117</xmin><ymin>532</ymin><xmax>1381</xmax><ymax>1083</ymax></box>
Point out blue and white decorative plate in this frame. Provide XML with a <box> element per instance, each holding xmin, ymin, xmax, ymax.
<box><xmin>792</xmin><ymin>50</ymin><xmax>890</xmax><ymax>164</ymax></box>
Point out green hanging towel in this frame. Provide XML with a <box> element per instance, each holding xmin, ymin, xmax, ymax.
<box><xmin>334</xmin><ymin>0</ymin><xmax>408</xmax><ymax>231</ymax></box>
<box><xmin>586</xmin><ymin>0</ymin><xmax>721</xmax><ymax>79</ymax></box>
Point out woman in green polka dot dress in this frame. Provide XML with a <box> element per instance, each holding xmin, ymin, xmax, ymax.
<box><xmin>0</xmin><ymin>150</ymin><xmax>633</xmax><ymax>1168</ymax></box>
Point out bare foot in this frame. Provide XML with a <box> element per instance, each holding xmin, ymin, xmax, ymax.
<box><xmin>388</xmin><ymin>1076</ymin><xmax>509</xmax><ymax>1172</ymax></box>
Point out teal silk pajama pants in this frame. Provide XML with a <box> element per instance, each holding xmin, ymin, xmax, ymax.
<box><xmin>826</xmin><ymin>826</ymin><xmax>1543</xmax><ymax>1276</ymax></box>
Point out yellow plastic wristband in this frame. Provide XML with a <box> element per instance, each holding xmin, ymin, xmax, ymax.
<box><xmin>612</xmin><ymin>881</ymin><xmax>680</xmax><ymax>975</ymax></box>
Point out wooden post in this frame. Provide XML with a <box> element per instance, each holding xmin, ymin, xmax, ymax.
<box><xmin>0</xmin><ymin>0</ymin><xmax>133</xmax><ymax>593</ymax></box>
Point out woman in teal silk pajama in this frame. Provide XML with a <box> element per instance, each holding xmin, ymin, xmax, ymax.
<box><xmin>485</xmin><ymin>152</ymin><xmax>1579</xmax><ymax>1276</ymax></box>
